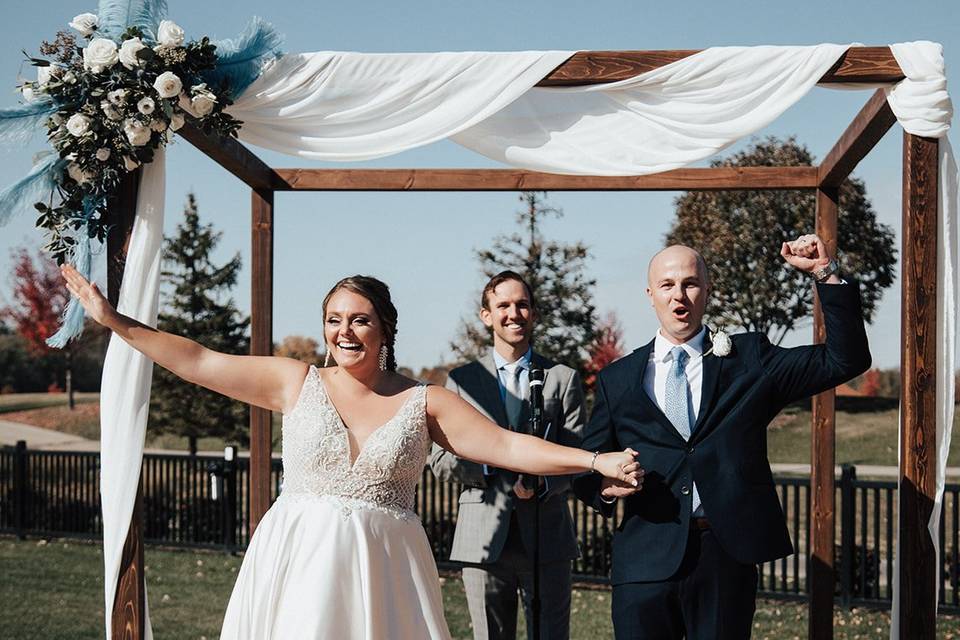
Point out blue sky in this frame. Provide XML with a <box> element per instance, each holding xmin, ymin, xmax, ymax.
<box><xmin>0</xmin><ymin>0</ymin><xmax>957</xmax><ymax>370</ymax></box>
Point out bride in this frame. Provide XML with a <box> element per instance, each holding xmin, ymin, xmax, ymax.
<box><xmin>62</xmin><ymin>267</ymin><xmax>642</xmax><ymax>639</ymax></box>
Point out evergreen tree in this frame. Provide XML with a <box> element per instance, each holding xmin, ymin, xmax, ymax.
<box><xmin>149</xmin><ymin>194</ymin><xmax>250</xmax><ymax>454</ymax></box>
<box><xmin>666</xmin><ymin>137</ymin><xmax>896</xmax><ymax>344</ymax></box>
<box><xmin>451</xmin><ymin>192</ymin><xmax>596</xmax><ymax>370</ymax></box>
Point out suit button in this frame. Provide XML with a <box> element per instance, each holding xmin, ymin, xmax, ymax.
<box><xmin>680</xmin><ymin>485</ymin><xmax>691</xmax><ymax>496</ymax></box>
<box><xmin>686</xmin><ymin>446</ymin><xmax>694</xmax><ymax>454</ymax></box>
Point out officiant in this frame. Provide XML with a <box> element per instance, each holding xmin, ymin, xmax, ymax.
<box><xmin>429</xmin><ymin>270</ymin><xmax>586</xmax><ymax>640</ymax></box>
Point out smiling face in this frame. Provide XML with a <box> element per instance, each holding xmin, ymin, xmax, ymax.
<box><xmin>323</xmin><ymin>289</ymin><xmax>386</xmax><ymax>374</ymax></box>
<box><xmin>480</xmin><ymin>278</ymin><xmax>536</xmax><ymax>358</ymax></box>
<box><xmin>646</xmin><ymin>245</ymin><xmax>710</xmax><ymax>345</ymax></box>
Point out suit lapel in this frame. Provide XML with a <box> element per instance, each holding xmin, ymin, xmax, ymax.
<box><xmin>476</xmin><ymin>352</ymin><xmax>510</xmax><ymax>428</ymax></box>
<box><xmin>630</xmin><ymin>340</ymin><xmax>688</xmax><ymax>444</ymax></box>
<box><xmin>693</xmin><ymin>332</ymin><xmax>721</xmax><ymax>435</ymax></box>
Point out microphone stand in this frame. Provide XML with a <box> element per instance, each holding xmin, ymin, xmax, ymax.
<box><xmin>525</xmin><ymin>368</ymin><xmax>545</xmax><ymax>640</ymax></box>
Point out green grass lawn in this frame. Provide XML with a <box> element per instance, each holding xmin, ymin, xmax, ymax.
<box><xmin>0</xmin><ymin>392</ymin><xmax>99</xmax><ymax>414</ymax></box>
<box><xmin>2</xmin><ymin>536</ymin><xmax>960</xmax><ymax>639</ymax></box>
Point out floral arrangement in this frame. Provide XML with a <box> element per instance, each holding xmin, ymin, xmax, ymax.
<box><xmin>20</xmin><ymin>12</ymin><xmax>242</xmax><ymax>265</ymax></box>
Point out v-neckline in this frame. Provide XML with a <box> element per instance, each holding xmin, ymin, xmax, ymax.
<box><xmin>319</xmin><ymin>376</ymin><xmax>420</xmax><ymax>469</ymax></box>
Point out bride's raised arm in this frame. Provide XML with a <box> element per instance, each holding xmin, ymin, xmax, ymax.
<box><xmin>61</xmin><ymin>264</ymin><xmax>308</xmax><ymax>414</ymax></box>
<box><xmin>425</xmin><ymin>384</ymin><xmax>641</xmax><ymax>484</ymax></box>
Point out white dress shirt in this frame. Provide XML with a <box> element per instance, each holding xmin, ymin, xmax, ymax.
<box><xmin>643</xmin><ymin>326</ymin><xmax>706</xmax><ymax>517</ymax></box>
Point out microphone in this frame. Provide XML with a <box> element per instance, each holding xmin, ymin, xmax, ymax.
<box><xmin>521</xmin><ymin>368</ymin><xmax>546</xmax><ymax>493</ymax></box>
<box><xmin>528</xmin><ymin>368</ymin><xmax>545</xmax><ymax>432</ymax></box>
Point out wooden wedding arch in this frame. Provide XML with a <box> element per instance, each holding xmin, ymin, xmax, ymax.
<box><xmin>104</xmin><ymin>48</ymin><xmax>940</xmax><ymax>639</ymax></box>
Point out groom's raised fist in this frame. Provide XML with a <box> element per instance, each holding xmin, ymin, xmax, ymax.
<box><xmin>780</xmin><ymin>233</ymin><xmax>836</xmax><ymax>277</ymax></box>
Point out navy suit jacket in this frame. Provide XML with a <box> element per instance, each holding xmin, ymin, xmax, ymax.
<box><xmin>572</xmin><ymin>282</ymin><xmax>871</xmax><ymax>585</ymax></box>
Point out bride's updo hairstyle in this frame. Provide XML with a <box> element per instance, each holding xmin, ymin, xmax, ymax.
<box><xmin>322</xmin><ymin>275</ymin><xmax>399</xmax><ymax>372</ymax></box>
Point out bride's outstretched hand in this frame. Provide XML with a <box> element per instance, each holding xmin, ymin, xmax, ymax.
<box><xmin>593</xmin><ymin>448</ymin><xmax>644</xmax><ymax>488</ymax></box>
<box><xmin>61</xmin><ymin>264</ymin><xmax>115</xmax><ymax>326</ymax></box>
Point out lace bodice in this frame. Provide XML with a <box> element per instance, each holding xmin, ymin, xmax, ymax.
<box><xmin>278</xmin><ymin>366</ymin><xmax>431</xmax><ymax>520</ymax></box>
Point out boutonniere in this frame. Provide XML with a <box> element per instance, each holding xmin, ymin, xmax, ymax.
<box><xmin>703</xmin><ymin>330</ymin><xmax>733</xmax><ymax>358</ymax></box>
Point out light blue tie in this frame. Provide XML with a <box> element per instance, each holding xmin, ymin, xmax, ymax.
<box><xmin>664</xmin><ymin>347</ymin><xmax>691</xmax><ymax>439</ymax></box>
<box><xmin>664</xmin><ymin>346</ymin><xmax>703</xmax><ymax>514</ymax></box>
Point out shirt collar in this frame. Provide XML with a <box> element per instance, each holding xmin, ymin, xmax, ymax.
<box><xmin>654</xmin><ymin>326</ymin><xmax>707</xmax><ymax>363</ymax></box>
<box><xmin>493</xmin><ymin>346</ymin><xmax>533</xmax><ymax>371</ymax></box>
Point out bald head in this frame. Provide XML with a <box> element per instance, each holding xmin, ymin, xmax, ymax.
<box><xmin>646</xmin><ymin>245</ymin><xmax>710</xmax><ymax>344</ymax></box>
<box><xmin>647</xmin><ymin>245</ymin><xmax>709</xmax><ymax>288</ymax></box>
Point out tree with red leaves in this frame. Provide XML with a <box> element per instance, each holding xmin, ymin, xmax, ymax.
<box><xmin>1</xmin><ymin>246</ymin><xmax>76</xmax><ymax>407</ymax></box>
<box><xmin>583</xmin><ymin>311</ymin><xmax>626</xmax><ymax>392</ymax></box>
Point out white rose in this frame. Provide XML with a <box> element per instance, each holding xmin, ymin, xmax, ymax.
<box><xmin>119</xmin><ymin>37</ymin><xmax>147</xmax><ymax>69</ymax></box>
<box><xmin>156</xmin><ymin>20</ymin><xmax>185</xmax><ymax>48</ymax></box>
<box><xmin>169</xmin><ymin>112</ymin><xmax>185</xmax><ymax>131</ymax></box>
<box><xmin>100</xmin><ymin>100</ymin><xmax>122</xmax><ymax>121</ymax></box>
<box><xmin>149</xmin><ymin>118</ymin><xmax>167</xmax><ymax>132</ymax></box>
<box><xmin>123</xmin><ymin>156</ymin><xmax>140</xmax><ymax>171</ymax></box>
<box><xmin>123</xmin><ymin>119</ymin><xmax>152</xmax><ymax>146</ymax></box>
<box><xmin>190</xmin><ymin>93</ymin><xmax>216</xmax><ymax>116</ymax></box>
<box><xmin>153</xmin><ymin>71</ymin><xmax>182</xmax><ymax>99</ymax></box>
<box><xmin>710</xmin><ymin>330</ymin><xmax>733</xmax><ymax>357</ymax></box>
<box><xmin>82</xmin><ymin>38</ymin><xmax>119</xmax><ymax>73</ymax></box>
<box><xmin>137</xmin><ymin>97</ymin><xmax>155</xmax><ymax>115</ymax></box>
<box><xmin>66</xmin><ymin>113</ymin><xmax>92</xmax><ymax>136</ymax></box>
<box><xmin>62</xmin><ymin>71</ymin><xmax>77</xmax><ymax>84</ymax></box>
<box><xmin>67</xmin><ymin>162</ymin><xmax>93</xmax><ymax>184</ymax></box>
<box><xmin>36</xmin><ymin>67</ymin><xmax>52</xmax><ymax>86</ymax></box>
<box><xmin>69</xmin><ymin>13</ymin><xmax>99</xmax><ymax>37</ymax></box>
<box><xmin>107</xmin><ymin>89</ymin><xmax>128</xmax><ymax>105</ymax></box>
<box><xmin>95</xmin><ymin>147</ymin><xmax>111</xmax><ymax>161</ymax></box>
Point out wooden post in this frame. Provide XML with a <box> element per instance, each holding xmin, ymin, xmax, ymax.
<box><xmin>810</xmin><ymin>186</ymin><xmax>839</xmax><ymax>640</ymax></box>
<box><xmin>899</xmin><ymin>132</ymin><xmax>939</xmax><ymax>639</ymax></box>
<box><xmin>107</xmin><ymin>171</ymin><xmax>145</xmax><ymax>640</ymax></box>
<box><xmin>249</xmin><ymin>188</ymin><xmax>274</xmax><ymax>534</ymax></box>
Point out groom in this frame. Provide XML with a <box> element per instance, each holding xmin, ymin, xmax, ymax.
<box><xmin>573</xmin><ymin>236</ymin><xmax>871</xmax><ymax>639</ymax></box>
<box><xmin>430</xmin><ymin>270</ymin><xmax>585</xmax><ymax>640</ymax></box>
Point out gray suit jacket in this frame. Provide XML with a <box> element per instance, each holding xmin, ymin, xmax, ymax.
<box><xmin>429</xmin><ymin>350</ymin><xmax>585</xmax><ymax>564</ymax></box>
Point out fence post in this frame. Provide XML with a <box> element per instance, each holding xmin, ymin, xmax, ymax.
<box><xmin>13</xmin><ymin>440</ymin><xmax>27</xmax><ymax>540</ymax></box>
<box><xmin>223</xmin><ymin>446</ymin><xmax>237</xmax><ymax>549</ymax></box>
<box><xmin>840</xmin><ymin>464</ymin><xmax>857</xmax><ymax>608</ymax></box>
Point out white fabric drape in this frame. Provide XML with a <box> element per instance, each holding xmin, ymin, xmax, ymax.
<box><xmin>883</xmin><ymin>42</ymin><xmax>956</xmax><ymax>639</ymax></box>
<box><xmin>99</xmin><ymin>148</ymin><xmax>164</xmax><ymax>640</ymax></box>
<box><xmin>95</xmin><ymin>45</ymin><xmax>953</xmax><ymax>639</ymax></box>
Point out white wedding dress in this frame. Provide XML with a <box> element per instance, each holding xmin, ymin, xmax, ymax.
<box><xmin>220</xmin><ymin>366</ymin><xmax>452</xmax><ymax>639</ymax></box>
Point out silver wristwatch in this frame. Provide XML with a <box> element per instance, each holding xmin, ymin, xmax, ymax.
<box><xmin>812</xmin><ymin>259</ymin><xmax>839</xmax><ymax>283</ymax></box>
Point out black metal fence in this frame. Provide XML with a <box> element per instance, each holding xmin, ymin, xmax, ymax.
<box><xmin>1</xmin><ymin>442</ymin><xmax>958</xmax><ymax>611</ymax></box>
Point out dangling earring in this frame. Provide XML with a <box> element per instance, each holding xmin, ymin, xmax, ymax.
<box><xmin>378</xmin><ymin>345</ymin><xmax>388</xmax><ymax>371</ymax></box>
<box><xmin>324</xmin><ymin>350</ymin><xmax>333</xmax><ymax>367</ymax></box>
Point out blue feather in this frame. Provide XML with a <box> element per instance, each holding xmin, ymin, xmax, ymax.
<box><xmin>206</xmin><ymin>18</ymin><xmax>283</xmax><ymax>99</ymax></box>
<box><xmin>97</xmin><ymin>0</ymin><xmax>168</xmax><ymax>43</ymax></box>
<box><xmin>46</xmin><ymin>234</ymin><xmax>92</xmax><ymax>349</ymax></box>
<box><xmin>0</xmin><ymin>154</ymin><xmax>64</xmax><ymax>228</ymax></box>
<box><xmin>0</xmin><ymin>100</ymin><xmax>56</xmax><ymax>146</ymax></box>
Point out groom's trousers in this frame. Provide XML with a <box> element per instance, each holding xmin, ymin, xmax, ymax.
<box><xmin>461</xmin><ymin>513</ymin><xmax>572</xmax><ymax>640</ymax></box>
<box><xmin>611</xmin><ymin>527</ymin><xmax>757</xmax><ymax>640</ymax></box>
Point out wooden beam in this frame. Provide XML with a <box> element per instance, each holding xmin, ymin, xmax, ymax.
<box><xmin>809</xmin><ymin>187</ymin><xmax>838</xmax><ymax>640</ymax></box>
<box><xmin>819</xmin><ymin>90</ymin><xmax>897</xmax><ymax>188</ymax></box>
<box><xmin>274</xmin><ymin>167</ymin><xmax>819</xmax><ymax>192</ymax></box>
<box><xmin>249</xmin><ymin>188</ymin><xmax>274</xmax><ymax>535</ymax></box>
<box><xmin>538</xmin><ymin>47</ymin><xmax>903</xmax><ymax>86</ymax></box>
<box><xmin>899</xmin><ymin>132</ymin><xmax>939</xmax><ymax>639</ymax></box>
<box><xmin>178</xmin><ymin>123</ymin><xmax>287</xmax><ymax>192</ymax></box>
<box><xmin>107</xmin><ymin>172</ymin><xmax>145</xmax><ymax>640</ymax></box>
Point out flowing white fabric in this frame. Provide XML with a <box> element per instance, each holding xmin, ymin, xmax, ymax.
<box><xmin>95</xmin><ymin>44</ymin><xmax>955</xmax><ymax>639</ymax></box>
<box><xmin>229</xmin><ymin>51</ymin><xmax>573</xmax><ymax>160</ymax></box>
<box><xmin>884</xmin><ymin>42</ymin><xmax>956</xmax><ymax>639</ymax></box>
<box><xmin>99</xmin><ymin>148</ymin><xmax>164</xmax><ymax>640</ymax></box>
<box><xmin>453</xmin><ymin>45</ymin><xmax>849</xmax><ymax>175</ymax></box>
